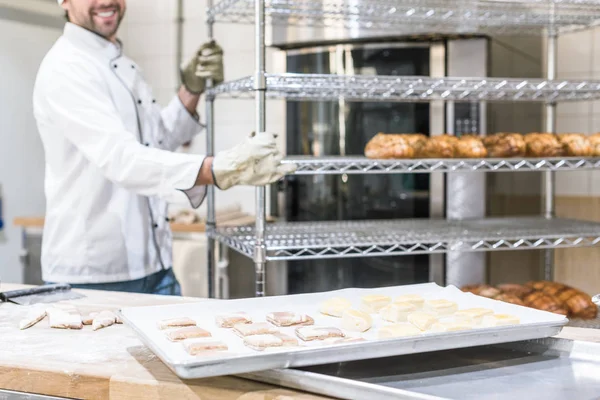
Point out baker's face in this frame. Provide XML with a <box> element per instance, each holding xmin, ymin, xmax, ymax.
<box><xmin>62</xmin><ymin>0</ymin><xmax>126</xmax><ymax>42</ymax></box>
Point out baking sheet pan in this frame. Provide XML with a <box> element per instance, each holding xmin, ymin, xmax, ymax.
<box><xmin>243</xmin><ymin>338</ymin><xmax>600</xmax><ymax>400</ymax></box>
<box><xmin>120</xmin><ymin>283</ymin><xmax>567</xmax><ymax>379</ymax></box>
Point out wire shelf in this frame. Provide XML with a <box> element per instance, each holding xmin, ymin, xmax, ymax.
<box><xmin>283</xmin><ymin>156</ymin><xmax>600</xmax><ymax>174</ymax></box>
<box><xmin>205</xmin><ymin>74</ymin><xmax>600</xmax><ymax>103</ymax></box>
<box><xmin>207</xmin><ymin>0</ymin><xmax>600</xmax><ymax>35</ymax></box>
<box><xmin>209</xmin><ymin>217</ymin><xmax>600</xmax><ymax>261</ymax></box>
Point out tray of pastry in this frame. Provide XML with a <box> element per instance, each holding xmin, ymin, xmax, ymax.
<box><xmin>119</xmin><ymin>283</ymin><xmax>567</xmax><ymax>380</ymax></box>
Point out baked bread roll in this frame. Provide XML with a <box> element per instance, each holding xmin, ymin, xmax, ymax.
<box><xmin>558</xmin><ymin>133</ymin><xmax>593</xmax><ymax>157</ymax></box>
<box><xmin>461</xmin><ymin>284</ymin><xmax>501</xmax><ymax>299</ymax></box>
<box><xmin>589</xmin><ymin>133</ymin><xmax>600</xmax><ymax>156</ymax></box>
<box><xmin>482</xmin><ymin>133</ymin><xmax>526</xmax><ymax>157</ymax></box>
<box><xmin>403</xmin><ymin>133</ymin><xmax>428</xmax><ymax>148</ymax></box>
<box><xmin>523</xmin><ymin>291</ymin><xmax>568</xmax><ymax>315</ymax></box>
<box><xmin>524</xmin><ymin>133</ymin><xmax>564</xmax><ymax>157</ymax></box>
<box><xmin>496</xmin><ymin>283</ymin><xmax>533</xmax><ymax>299</ymax></box>
<box><xmin>494</xmin><ymin>293</ymin><xmax>525</xmax><ymax>306</ymax></box>
<box><xmin>454</xmin><ymin>135</ymin><xmax>487</xmax><ymax>158</ymax></box>
<box><xmin>416</xmin><ymin>135</ymin><xmax>458</xmax><ymax>158</ymax></box>
<box><xmin>527</xmin><ymin>281</ymin><xmax>597</xmax><ymax>319</ymax></box>
<box><xmin>364</xmin><ymin>133</ymin><xmax>415</xmax><ymax>159</ymax></box>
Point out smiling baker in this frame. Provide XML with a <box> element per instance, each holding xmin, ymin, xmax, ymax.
<box><xmin>32</xmin><ymin>0</ymin><xmax>296</xmax><ymax>294</ymax></box>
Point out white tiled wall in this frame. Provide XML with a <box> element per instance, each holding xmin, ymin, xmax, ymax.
<box><xmin>555</xmin><ymin>29</ymin><xmax>600</xmax><ymax>197</ymax></box>
<box><xmin>119</xmin><ymin>0</ymin><xmax>286</xmax><ymax>215</ymax></box>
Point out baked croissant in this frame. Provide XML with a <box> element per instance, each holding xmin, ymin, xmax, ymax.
<box><xmin>528</xmin><ymin>281</ymin><xmax>597</xmax><ymax>319</ymax></box>
<box><xmin>364</xmin><ymin>133</ymin><xmax>415</xmax><ymax>159</ymax></box>
<box><xmin>416</xmin><ymin>135</ymin><xmax>458</xmax><ymax>158</ymax></box>
<box><xmin>454</xmin><ymin>135</ymin><xmax>488</xmax><ymax>158</ymax></box>
<box><xmin>558</xmin><ymin>133</ymin><xmax>593</xmax><ymax>157</ymax></box>
<box><xmin>482</xmin><ymin>133</ymin><xmax>526</xmax><ymax>157</ymax></box>
<box><xmin>496</xmin><ymin>283</ymin><xmax>533</xmax><ymax>299</ymax></box>
<box><xmin>494</xmin><ymin>293</ymin><xmax>525</xmax><ymax>306</ymax></box>
<box><xmin>588</xmin><ymin>133</ymin><xmax>600</xmax><ymax>156</ymax></box>
<box><xmin>523</xmin><ymin>291</ymin><xmax>569</xmax><ymax>316</ymax></box>
<box><xmin>524</xmin><ymin>133</ymin><xmax>564</xmax><ymax>157</ymax></box>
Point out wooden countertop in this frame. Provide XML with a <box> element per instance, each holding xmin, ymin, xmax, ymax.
<box><xmin>0</xmin><ymin>284</ymin><xmax>330</xmax><ymax>400</ymax></box>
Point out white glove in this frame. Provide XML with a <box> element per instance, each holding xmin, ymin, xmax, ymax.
<box><xmin>212</xmin><ymin>132</ymin><xmax>297</xmax><ymax>190</ymax></box>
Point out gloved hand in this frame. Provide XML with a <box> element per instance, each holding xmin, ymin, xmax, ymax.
<box><xmin>180</xmin><ymin>41</ymin><xmax>224</xmax><ymax>94</ymax></box>
<box><xmin>212</xmin><ymin>132</ymin><xmax>297</xmax><ymax>190</ymax></box>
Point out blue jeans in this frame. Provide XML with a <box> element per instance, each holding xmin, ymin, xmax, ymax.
<box><xmin>48</xmin><ymin>268</ymin><xmax>181</xmax><ymax>296</ymax></box>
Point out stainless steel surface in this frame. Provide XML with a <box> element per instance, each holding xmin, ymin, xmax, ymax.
<box><xmin>207</xmin><ymin>0</ymin><xmax>600</xmax><ymax>35</ymax></box>
<box><xmin>255</xmin><ymin>0</ymin><xmax>267</xmax><ymax>298</ymax></box>
<box><xmin>121</xmin><ymin>306</ymin><xmax>565</xmax><ymax>380</ymax></box>
<box><xmin>243</xmin><ymin>337</ymin><xmax>600</xmax><ymax>400</ymax></box>
<box><xmin>210</xmin><ymin>217</ymin><xmax>600</xmax><ymax>261</ymax></box>
<box><xmin>282</xmin><ymin>156</ymin><xmax>600</xmax><ymax>175</ymax></box>
<box><xmin>206</xmin><ymin>74</ymin><xmax>600</xmax><ymax>102</ymax></box>
<box><xmin>544</xmin><ymin>32</ymin><xmax>558</xmax><ymax>282</ymax></box>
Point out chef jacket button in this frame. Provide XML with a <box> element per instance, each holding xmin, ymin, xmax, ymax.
<box><xmin>131</xmin><ymin>65</ymin><xmax>135</xmax><ymax>69</ymax></box>
<box><xmin>144</xmin><ymin>143</ymin><xmax>149</xmax><ymax>146</ymax></box>
<box><xmin>152</xmin><ymin>99</ymin><xmax>157</xmax><ymax>103</ymax></box>
<box><xmin>153</xmin><ymin>224</ymin><xmax>159</xmax><ymax>228</ymax></box>
<box><xmin>165</xmin><ymin>217</ymin><xmax>170</xmax><ymax>222</ymax></box>
<box><xmin>158</xmin><ymin>140</ymin><xmax>163</xmax><ymax>145</ymax></box>
<box><xmin>137</xmin><ymin>99</ymin><xmax>142</xmax><ymax>105</ymax></box>
<box><xmin>113</xmin><ymin>64</ymin><xmax>118</xmax><ymax>68</ymax></box>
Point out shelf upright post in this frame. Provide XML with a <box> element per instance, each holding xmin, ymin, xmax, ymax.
<box><xmin>544</xmin><ymin>6</ymin><xmax>558</xmax><ymax>282</ymax></box>
<box><xmin>206</xmin><ymin>0</ymin><xmax>216</xmax><ymax>298</ymax></box>
<box><xmin>254</xmin><ymin>0</ymin><xmax>268</xmax><ymax>297</ymax></box>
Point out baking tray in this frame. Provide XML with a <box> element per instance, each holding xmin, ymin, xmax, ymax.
<box><xmin>119</xmin><ymin>283</ymin><xmax>567</xmax><ymax>379</ymax></box>
<box><xmin>242</xmin><ymin>337</ymin><xmax>600</xmax><ymax>400</ymax></box>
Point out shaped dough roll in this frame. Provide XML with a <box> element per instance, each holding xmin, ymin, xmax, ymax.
<box><xmin>19</xmin><ymin>306</ymin><xmax>47</xmax><ymax>330</ymax></box>
<box><xmin>319</xmin><ymin>297</ymin><xmax>352</xmax><ymax>317</ymax></box>
<box><xmin>378</xmin><ymin>323</ymin><xmax>422</xmax><ymax>339</ymax></box>
<box><xmin>380</xmin><ymin>302</ymin><xmax>417</xmax><ymax>323</ymax></box>
<box><xmin>423</xmin><ymin>299</ymin><xmax>458</xmax><ymax>316</ymax></box>
<box><xmin>215</xmin><ymin>313</ymin><xmax>251</xmax><ymax>328</ymax></box>
<box><xmin>266</xmin><ymin>312</ymin><xmax>314</xmax><ymax>327</ymax></box>
<box><xmin>341</xmin><ymin>309</ymin><xmax>373</xmax><ymax>332</ymax></box>
<box><xmin>360</xmin><ymin>295</ymin><xmax>392</xmax><ymax>313</ymax></box>
<box><xmin>183</xmin><ymin>338</ymin><xmax>228</xmax><ymax>355</ymax></box>
<box><xmin>233</xmin><ymin>322</ymin><xmax>278</xmax><ymax>337</ymax></box>
<box><xmin>453</xmin><ymin>308</ymin><xmax>494</xmax><ymax>324</ymax></box>
<box><xmin>393</xmin><ymin>294</ymin><xmax>425</xmax><ymax>309</ymax></box>
<box><xmin>481</xmin><ymin>314</ymin><xmax>520</xmax><ymax>327</ymax></box>
<box><xmin>295</xmin><ymin>326</ymin><xmax>345</xmax><ymax>341</ymax></box>
<box><xmin>47</xmin><ymin>308</ymin><xmax>82</xmax><ymax>330</ymax></box>
<box><xmin>157</xmin><ymin>317</ymin><xmax>196</xmax><ymax>330</ymax></box>
<box><xmin>407</xmin><ymin>311</ymin><xmax>437</xmax><ymax>331</ymax></box>
<box><xmin>166</xmin><ymin>326</ymin><xmax>212</xmax><ymax>342</ymax></box>
<box><xmin>429</xmin><ymin>321</ymin><xmax>473</xmax><ymax>333</ymax></box>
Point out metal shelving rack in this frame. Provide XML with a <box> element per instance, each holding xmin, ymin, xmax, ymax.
<box><xmin>205</xmin><ymin>0</ymin><xmax>600</xmax><ymax>298</ymax></box>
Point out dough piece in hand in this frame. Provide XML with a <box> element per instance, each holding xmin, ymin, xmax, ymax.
<box><xmin>319</xmin><ymin>297</ymin><xmax>352</xmax><ymax>317</ymax></box>
<box><xmin>408</xmin><ymin>311</ymin><xmax>438</xmax><ymax>331</ymax></box>
<box><xmin>454</xmin><ymin>308</ymin><xmax>494</xmax><ymax>324</ymax></box>
<box><xmin>424</xmin><ymin>299</ymin><xmax>458</xmax><ymax>316</ymax></box>
<box><xmin>429</xmin><ymin>321</ymin><xmax>473</xmax><ymax>333</ymax></box>
<box><xmin>481</xmin><ymin>314</ymin><xmax>520</xmax><ymax>327</ymax></box>
<box><xmin>183</xmin><ymin>338</ymin><xmax>228</xmax><ymax>355</ymax></box>
<box><xmin>157</xmin><ymin>317</ymin><xmax>196</xmax><ymax>330</ymax></box>
<box><xmin>267</xmin><ymin>312</ymin><xmax>314</xmax><ymax>327</ymax></box>
<box><xmin>360</xmin><ymin>295</ymin><xmax>392</xmax><ymax>313</ymax></box>
<box><xmin>215</xmin><ymin>312</ymin><xmax>251</xmax><ymax>328</ymax></box>
<box><xmin>233</xmin><ymin>322</ymin><xmax>278</xmax><ymax>337</ymax></box>
<box><xmin>82</xmin><ymin>312</ymin><xmax>98</xmax><ymax>326</ymax></box>
<box><xmin>19</xmin><ymin>306</ymin><xmax>47</xmax><ymax>330</ymax></box>
<box><xmin>47</xmin><ymin>308</ymin><xmax>82</xmax><ymax>330</ymax></box>
<box><xmin>394</xmin><ymin>294</ymin><xmax>424</xmax><ymax>309</ymax></box>
<box><xmin>380</xmin><ymin>302</ymin><xmax>417</xmax><ymax>323</ymax></box>
<box><xmin>295</xmin><ymin>326</ymin><xmax>345</xmax><ymax>341</ymax></box>
<box><xmin>341</xmin><ymin>309</ymin><xmax>373</xmax><ymax>332</ymax></box>
<box><xmin>92</xmin><ymin>311</ymin><xmax>117</xmax><ymax>331</ymax></box>
<box><xmin>166</xmin><ymin>326</ymin><xmax>211</xmax><ymax>342</ymax></box>
<box><xmin>243</xmin><ymin>334</ymin><xmax>284</xmax><ymax>351</ymax></box>
<box><xmin>379</xmin><ymin>323</ymin><xmax>422</xmax><ymax>339</ymax></box>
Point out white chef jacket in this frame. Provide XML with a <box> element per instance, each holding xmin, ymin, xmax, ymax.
<box><xmin>33</xmin><ymin>23</ymin><xmax>207</xmax><ymax>284</ymax></box>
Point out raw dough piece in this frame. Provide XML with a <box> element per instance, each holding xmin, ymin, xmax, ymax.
<box><xmin>319</xmin><ymin>297</ymin><xmax>352</xmax><ymax>317</ymax></box>
<box><xmin>481</xmin><ymin>314</ymin><xmax>520</xmax><ymax>327</ymax></box>
<box><xmin>380</xmin><ymin>302</ymin><xmax>417</xmax><ymax>323</ymax></box>
<box><xmin>341</xmin><ymin>309</ymin><xmax>373</xmax><ymax>332</ymax></box>
<box><xmin>266</xmin><ymin>312</ymin><xmax>314</xmax><ymax>327</ymax></box>
<box><xmin>183</xmin><ymin>338</ymin><xmax>228</xmax><ymax>355</ymax></box>
<box><xmin>273</xmin><ymin>332</ymin><xmax>299</xmax><ymax>347</ymax></box>
<box><xmin>215</xmin><ymin>312</ymin><xmax>251</xmax><ymax>328</ymax></box>
<box><xmin>166</xmin><ymin>326</ymin><xmax>212</xmax><ymax>342</ymax></box>
<box><xmin>360</xmin><ymin>295</ymin><xmax>392</xmax><ymax>313</ymax></box>
<box><xmin>233</xmin><ymin>322</ymin><xmax>278</xmax><ymax>337</ymax></box>
<box><xmin>92</xmin><ymin>311</ymin><xmax>117</xmax><ymax>331</ymax></box>
<box><xmin>429</xmin><ymin>321</ymin><xmax>473</xmax><ymax>333</ymax></box>
<box><xmin>82</xmin><ymin>312</ymin><xmax>98</xmax><ymax>326</ymax></box>
<box><xmin>378</xmin><ymin>323</ymin><xmax>422</xmax><ymax>339</ymax></box>
<box><xmin>408</xmin><ymin>311</ymin><xmax>438</xmax><ymax>331</ymax></box>
<box><xmin>47</xmin><ymin>308</ymin><xmax>82</xmax><ymax>330</ymax></box>
<box><xmin>244</xmin><ymin>334</ymin><xmax>284</xmax><ymax>351</ymax></box>
<box><xmin>393</xmin><ymin>294</ymin><xmax>424</xmax><ymax>309</ymax></box>
<box><xmin>19</xmin><ymin>306</ymin><xmax>47</xmax><ymax>330</ymax></box>
<box><xmin>295</xmin><ymin>326</ymin><xmax>345</xmax><ymax>341</ymax></box>
<box><xmin>424</xmin><ymin>299</ymin><xmax>458</xmax><ymax>316</ymax></box>
<box><xmin>157</xmin><ymin>317</ymin><xmax>196</xmax><ymax>330</ymax></box>
<box><xmin>453</xmin><ymin>308</ymin><xmax>494</xmax><ymax>324</ymax></box>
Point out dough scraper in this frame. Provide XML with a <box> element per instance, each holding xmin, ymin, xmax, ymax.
<box><xmin>0</xmin><ymin>283</ymin><xmax>85</xmax><ymax>305</ymax></box>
